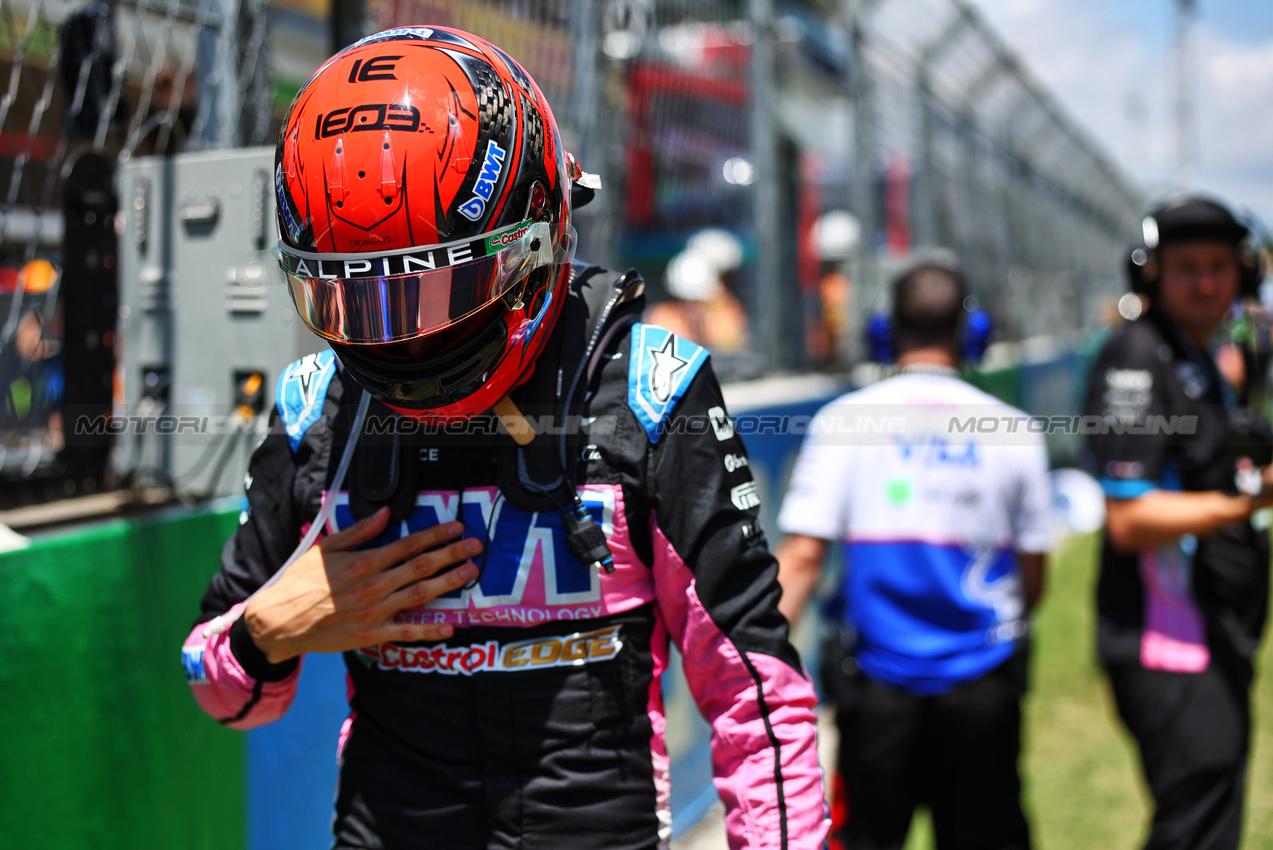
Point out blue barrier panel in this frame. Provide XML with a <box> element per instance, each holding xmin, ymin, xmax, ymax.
<box><xmin>248</xmin><ymin>652</ymin><xmax>347</xmax><ymax>850</ymax></box>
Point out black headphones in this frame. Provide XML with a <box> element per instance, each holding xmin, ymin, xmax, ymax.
<box><xmin>1127</xmin><ymin>196</ymin><xmax>1262</xmax><ymax>298</ymax></box>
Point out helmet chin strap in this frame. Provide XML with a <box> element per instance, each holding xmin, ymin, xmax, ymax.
<box><xmin>492</xmin><ymin>395</ymin><xmax>535</xmax><ymax>446</ymax></box>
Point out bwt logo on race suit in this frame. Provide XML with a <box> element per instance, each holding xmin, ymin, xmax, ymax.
<box><xmin>356</xmin><ymin>625</ymin><xmax>623</xmax><ymax>675</ymax></box>
<box><xmin>327</xmin><ymin>486</ymin><xmax>621</xmax><ymax>624</ymax></box>
<box><xmin>182</xmin><ymin>645</ymin><xmax>208</xmax><ymax>684</ymax></box>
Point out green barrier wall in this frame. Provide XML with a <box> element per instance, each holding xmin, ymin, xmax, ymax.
<box><xmin>965</xmin><ymin>363</ymin><xmax>1022</xmax><ymax>409</ymax></box>
<box><xmin>0</xmin><ymin>502</ymin><xmax>246</xmax><ymax>850</ymax></box>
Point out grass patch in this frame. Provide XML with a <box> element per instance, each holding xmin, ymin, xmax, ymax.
<box><xmin>1022</xmin><ymin>532</ymin><xmax>1146</xmax><ymax>849</ymax></box>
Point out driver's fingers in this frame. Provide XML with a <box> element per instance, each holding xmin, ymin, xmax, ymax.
<box><xmin>378</xmin><ymin>560</ymin><xmax>479</xmax><ymax>614</ymax></box>
<box><xmin>379</xmin><ymin>537</ymin><xmax>482</xmax><ymax>594</ymax></box>
<box><xmin>318</xmin><ymin>506</ymin><xmax>391</xmax><ymax>551</ymax></box>
<box><xmin>361</xmin><ymin>520</ymin><xmax>469</xmax><ymax>571</ymax></box>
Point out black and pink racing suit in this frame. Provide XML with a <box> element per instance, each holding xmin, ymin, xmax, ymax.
<box><xmin>182</xmin><ymin>266</ymin><xmax>828</xmax><ymax>850</ymax></box>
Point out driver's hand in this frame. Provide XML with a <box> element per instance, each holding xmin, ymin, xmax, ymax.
<box><xmin>244</xmin><ymin>507</ymin><xmax>480</xmax><ymax>663</ymax></box>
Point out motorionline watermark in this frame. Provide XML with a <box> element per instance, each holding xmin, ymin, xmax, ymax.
<box><xmin>66</xmin><ymin>411</ymin><xmax>625</xmax><ymax>445</ymax></box>
<box><xmin>790</xmin><ymin>409</ymin><xmax>1201</xmax><ymax>445</ymax></box>
<box><xmin>65</xmin><ymin>406</ymin><xmax>1209</xmax><ymax>446</ymax></box>
<box><xmin>73</xmin><ymin>414</ymin><xmax>260</xmax><ymax>437</ymax></box>
<box><xmin>947</xmin><ymin>414</ymin><xmax>1198</xmax><ymax>437</ymax></box>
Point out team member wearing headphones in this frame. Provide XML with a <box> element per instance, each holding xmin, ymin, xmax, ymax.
<box><xmin>776</xmin><ymin>264</ymin><xmax>1051</xmax><ymax>850</ymax></box>
<box><xmin>1087</xmin><ymin>196</ymin><xmax>1273</xmax><ymax>850</ymax></box>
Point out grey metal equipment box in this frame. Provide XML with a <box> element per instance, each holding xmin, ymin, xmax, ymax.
<box><xmin>115</xmin><ymin>147</ymin><xmax>325</xmax><ymax>498</ymax></box>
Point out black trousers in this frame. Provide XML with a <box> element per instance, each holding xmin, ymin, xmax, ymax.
<box><xmin>1106</xmin><ymin>659</ymin><xmax>1252</xmax><ymax>850</ymax></box>
<box><xmin>832</xmin><ymin>653</ymin><xmax>1030</xmax><ymax>850</ymax></box>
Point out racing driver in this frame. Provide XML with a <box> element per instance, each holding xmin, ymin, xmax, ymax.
<box><xmin>180</xmin><ymin>26</ymin><xmax>827</xmax><ymax>850</ymax></box>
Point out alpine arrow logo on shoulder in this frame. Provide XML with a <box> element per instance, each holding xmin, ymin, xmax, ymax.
<box><xmin>649</xmin><ymin>335</ymin><xmax>689</xmax><ymax>403</ymax></box>
<box><xmin>627</xmin><ymin>324</ymin><xmax>709</xmax><ymax>444</ymax></box>
<box><xmin>276</xmin><ymin>349</ymin><xmax>338</xmax><ymax>452</ymax></box>
<box><xmin>288</xmin><ymin>353</ymin><xmax>327</xmax><ymax>408</ymax></box>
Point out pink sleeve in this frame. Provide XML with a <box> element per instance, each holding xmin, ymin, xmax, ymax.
<box><xmin>652</xmin><ymin>519</ymin><xmax>829</xmax><ymax>849</ymax></box>
<box><xmin>181</xmin><ymin>603</ymin><xmax>302</xmax><ymax>730</ymax></box>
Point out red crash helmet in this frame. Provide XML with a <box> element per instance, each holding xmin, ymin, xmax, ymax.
<box><xmin>274</xmin><ymin>26</ymin><xmax>576</xmax><ymax>421</ymax></box>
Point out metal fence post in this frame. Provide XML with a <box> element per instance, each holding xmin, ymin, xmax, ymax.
<box><xmin>845</xmin><ymin>0</ymin><xmax>882</xmax><ymax>362</ymax></box>
<box><xmin>570</xmin><ymin>0</ymin><xmax>613</xmax><ymax>266</ymax></box>
<box><xmin>750</xmin><ymin>0</ymin><xmax>787</xmax><ymax>368</ymax></box>
<box><xmin>331</xmin><ymin>0</ymin><xmax>368</xmax><ymax>54</ymax></box>
<box><xmin>194</xmin><ymin>0</ymin><xmax>240</xmax><ymax>149</ymax></box>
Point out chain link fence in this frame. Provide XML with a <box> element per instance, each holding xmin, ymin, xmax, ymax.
<box><xmin>851</xmin><ymin>0</ymin><xmax>1142</xmax><ymax>348</ymax></box>
<box><xmin>0</xmin><ymin>0</ymin><xmax>273</xmax><ymax>503</ymax></box>
<box><xmin>364</xmin><ymin>0</ymin><xmax>1143</xmax><ymax>367</ymax></box>
<box><xmin>0</xmin><ymin>0</ymin><xmax>1141</xmax><ymax>505</ymax></box>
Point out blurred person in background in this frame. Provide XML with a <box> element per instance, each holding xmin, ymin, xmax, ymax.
<box><xmin>646</xmin><ymin>227</ymin><xmax>748</xmax><ymax>353</ymax></box>
<box><xmin>180</xmin><ymin>27</ymin><xmax>827</xmax><ymax>850</ymax></box>
<box><xmin>775</xmin><ymin>264</ymin><xmax>1051</xmax><ymax>850</ymax></box>
<box><xmin>806</xmin><ymin>211</ymin><xmax>858</xmax><ymax>369</ymax></box>
<box><xmin>2</xmin><ymin>260</ymin><xmax>64</xmax><ymax>446</ymax></box>
<box><xmin>1086</xmin><ymin>195</ymin><xmax>1273</xmax><ymax>850</ymax></box>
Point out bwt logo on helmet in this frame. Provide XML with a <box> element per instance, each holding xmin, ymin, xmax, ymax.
<box><xmin>458</xmin><ymin>141</ymin><xmax>507</xmax><ymax>221</ymax></box>
<box><xmin>316</xmin><ymin>103</ymin><xmax>421</xmax><ymax>138</ymax></box>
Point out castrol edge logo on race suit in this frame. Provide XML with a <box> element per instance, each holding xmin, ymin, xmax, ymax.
<box><xmin>356</xmin><ymin>625</ymin><xmax>623</xmax><ymax>676</ymax></box>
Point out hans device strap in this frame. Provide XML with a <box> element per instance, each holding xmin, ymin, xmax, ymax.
<box><xmin>496</xmin><ymin>264</ymin><xmax>645</xmax><ymax>514</ymax></box>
